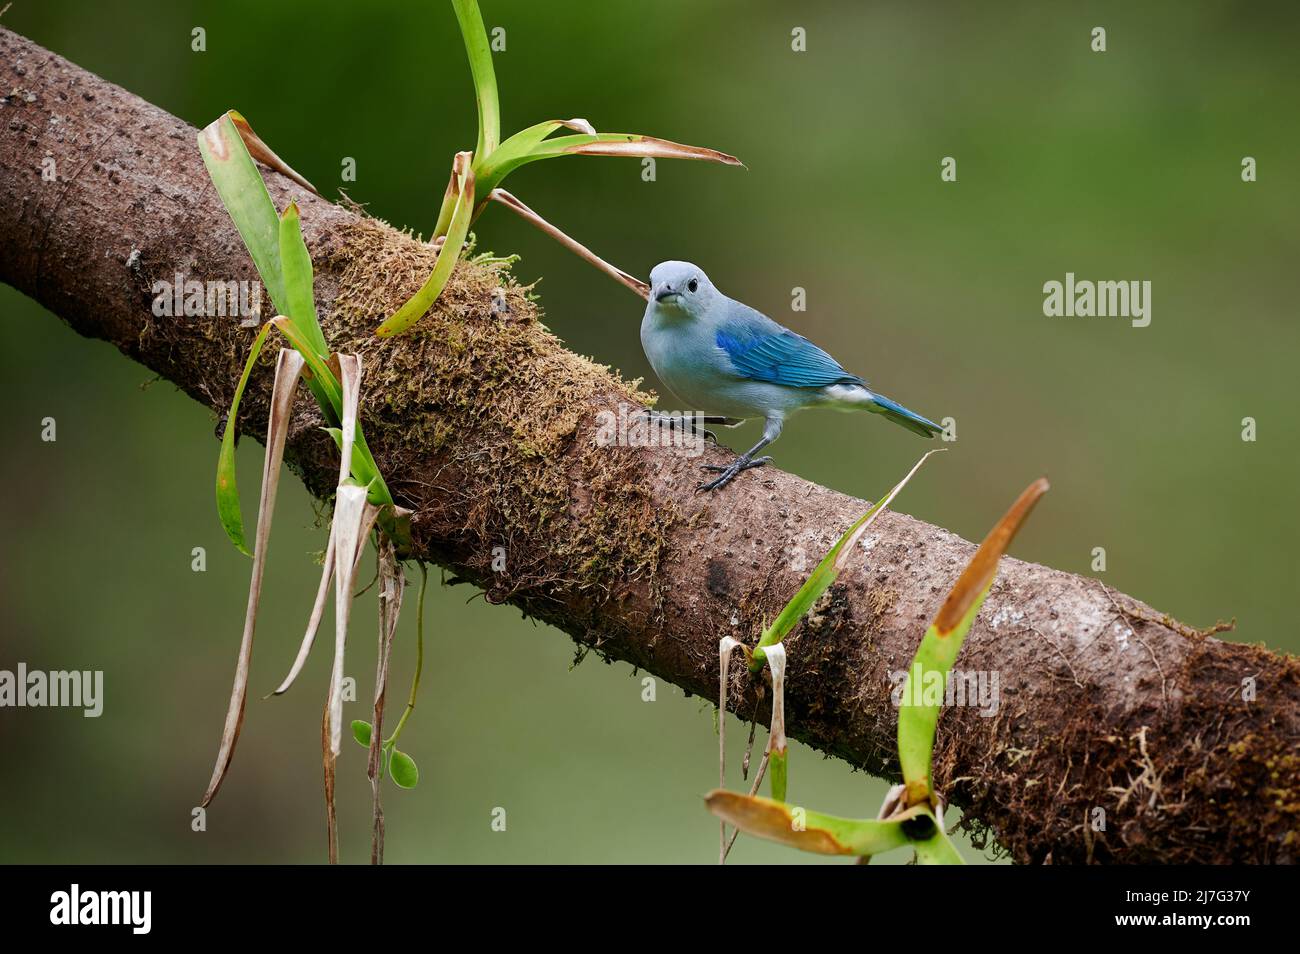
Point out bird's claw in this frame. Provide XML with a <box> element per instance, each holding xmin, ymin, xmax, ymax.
<box><xmin>698</xmin><ymin>470</ymin><xmax>737</xmax><ymax>492</ymax></box>
<box><xmin>701</xmin><ymin>455</ymin><xmax>771</xmax><ymax>474</ymax></box>
<box><xmin>697</xmin><ymin>455</ymin><xmax>772</xmax><ymax>492</ymax></box>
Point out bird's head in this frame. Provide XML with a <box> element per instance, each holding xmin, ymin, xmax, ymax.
<box><xmin>648</xmin><ymin>261</ymin><xmax>718</xmax><ymax>319</ymax></box>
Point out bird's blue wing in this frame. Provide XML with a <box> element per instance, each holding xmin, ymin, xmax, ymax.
<box><xmin>715</xmin><ymin>321</ymin><xmax>862</xmax><ymax>389</ymax></box>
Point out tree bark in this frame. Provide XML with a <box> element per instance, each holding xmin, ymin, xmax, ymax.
<box><xmin>1</xmin><ymin>26</ymin><xmax>1295</xmax><ymax>864</ymax></box>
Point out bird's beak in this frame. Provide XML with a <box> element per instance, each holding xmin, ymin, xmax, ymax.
<box><xmin>654</xmin><ymin>286</ymin><xmax>680</xmax><ymax>303</ymax></box>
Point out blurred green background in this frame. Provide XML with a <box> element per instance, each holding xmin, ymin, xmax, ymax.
<box><xmin>1</xmin><ymin>1</ymin><xmax>1296</xmax><ymax>864</ymax></box>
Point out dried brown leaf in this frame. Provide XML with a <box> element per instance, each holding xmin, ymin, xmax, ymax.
<box><xmin>201</xmin><ymin>347</ymin><xmax>303</xmax><ymax>807</ymax></box>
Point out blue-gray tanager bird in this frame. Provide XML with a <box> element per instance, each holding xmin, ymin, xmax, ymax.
<box><xmin>640</xmin><ymin>261</ymin><xmax>942</xmax><ymax>491</ymax></box>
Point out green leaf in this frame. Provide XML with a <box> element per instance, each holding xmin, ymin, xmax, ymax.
<box><xmin>474</xmin><ymin>118</ymin><xmax>592</xmax><ymax>190</ymax></box>
<box><xmin>476</xmin><ymin>130</ymin><xmax>741</xmax><ymax>198</ymax></box>
<box><xmin>199</xmin><ymin>110</ymin><xmax>394</xmax><ymax>535</ymax></box>
<box><xmin>750</xmin><ymin>449</ymin><xmax>942</xmax><ymax>671</ymax></box>
<box><xmin>452</xmin><ymin>0</ymin><xmax>500</xmax><ymax>160</ymax></box>
<box><xmin>390</xmin><ymin>749</ymin><xmax>419</xmax><ymax>789</ymax></box>
<box><xmin>769</xmin><ymin>750</ymin><xmax>788</xmax><ymax>803</ymax></box>
<box><xmin>490</xmin><ymin>118</ymin><xmax>585</xmax><ymax>161</ymax></box>
<box><xmin>278</xmin><ymin>201</ymin><xmax>329</xmax><ymax>360</ymax></box>
<box><xmin>199</xmin><ymin>111</ymin><xmax>340</xmax><ymax>422</ymax></box>
<box><xmin>897</xmin><ymin>478</ymin><xmax>1050</xmax><ymax>808</ymax></box>
<box><xmin>199</xmin><ymin>111</ymin><xmax>340</xmax><ymax>431</ymax></box>
<box><xmin>215</xmin><ymin>322</ymin><xmax>272</xmax><ymax>555</ymax></box>
<box><xmin>351</xmin><ymin>720</ymin><xmax>372</xmax><ymax>747</ymax></box>
<box><xmin>705</xmin><ymin>791</ymin><xmax>920</xmax><ymax>857</ymax></box>
<box><xmin>197</xmin><ymin>112</ymin><xmax>288</xmax><ymax>314</ymax></box>
<box><xmin>375</xmin><ymin>153</ymin><xmax>476</xmax><ymax>337</ymax></box>
<box><xmin>276</xmin><ymin>200</ymin><xmax>344</xmax><ymax>430</ymax></box>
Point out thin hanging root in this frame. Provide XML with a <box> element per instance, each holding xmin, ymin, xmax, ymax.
<box><xmin>723</xmin><ymin>747</ymin><xmax>771</xmax><ymax>863</ymax></box>
<box><xmin>322</xmin><ymin>701</ymin><xmax>337</xmax><ymax>864</ymax></box>
<box><xmin>368</xmin><ymin>542</ymin><xmax>406</xmax><ymax>866</ymax></box>
<box><xmin>487</xmin><ymin>189</ymin><xmax>650</xmax><ymax>300</ymax></box>
<box><xmin>201</xmin><ymin>348</ymin><xmax>304</xmax><ymax>807</ymax></box>
<box><xmin>722</xmin><ymin>642</ymin><xmax>788</xmax><ymax>863</ymax></box>
<box><xmin>717</xmin><ymin>636</ymin><xmax>744</xmax><ymax>865</ymax></box>
<box><xmin>385</xmin><ymin>563</ymin><xmax>427</xmax><ymax>750</ymax></box>
<box><xmin>742</xmin><ymin>698</ymin><xmax>759</xmax><ymax>780</ymax></box>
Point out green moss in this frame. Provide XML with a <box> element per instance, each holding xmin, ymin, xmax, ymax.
<box><xmin>314</xmin><ymin>212</ymin><xmax>671</xmax><ymax>613</ymax></box>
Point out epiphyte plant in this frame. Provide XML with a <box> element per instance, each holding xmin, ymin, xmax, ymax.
<box><xmin>709</xmin><ymin>476</ymin><xmax>1050</xmax><ymax>864</ymax></box>
<box><xmin>198</xmin><ymin>112</ymin><xmax>422</xmax><ymax>864</ymax></box>
<box><xmin>192</xmin><ymin>0</ymin><xmax>738</xmax><ymax>864</ymax></box>
<box><xmin>715</xmin><ymin>449</ymin><xmax>943</xmax><ymax>862</ymax></box>
<box><xmin>374</xmin><ymin>0</ymin><xmax>742</xmax><ymax>336</ymax></box>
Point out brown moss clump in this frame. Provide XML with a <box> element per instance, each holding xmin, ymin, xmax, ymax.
<box><xmin>935</xmin><ymin>638</ymin><xmax>1300</xmax><ymax>863</ymax></box>
<box><xmin>310</xmin><ymin>214</ymin><xmax>673</xmax><ymax>616</ymax></box>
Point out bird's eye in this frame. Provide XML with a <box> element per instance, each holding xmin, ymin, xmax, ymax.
<box><xmin>687</xmin><ymin>278</ymin><xmax>699</xmax><ymax>293</ymax></box>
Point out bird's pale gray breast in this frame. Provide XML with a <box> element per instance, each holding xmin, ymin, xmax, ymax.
<box><xmin>642</xmin><ymin>307</ymin><xmax>725</xmax><ymax>405</ymax></box>
<box><xmin>640</xmin><ymin>303</ymin><xmax>791</xmax><ymax>418</ymax></box>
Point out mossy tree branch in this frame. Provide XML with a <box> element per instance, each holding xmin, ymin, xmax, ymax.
<box><xmin>2</xmin><ymin>27</ymin><xmax>1296</xmax><ymax>864</ymax></box>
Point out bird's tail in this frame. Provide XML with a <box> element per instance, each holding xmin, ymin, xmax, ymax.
<box><xmin>865</xmin><ymin>392</ymin><xmax>943</xmax><ymax>438</ymax></box>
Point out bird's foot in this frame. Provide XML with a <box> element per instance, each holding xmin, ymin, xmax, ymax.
<box><xmin>698</xmin><ymin>455</ymin><xmax>772</xmax><ymax>492</ymax></box>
